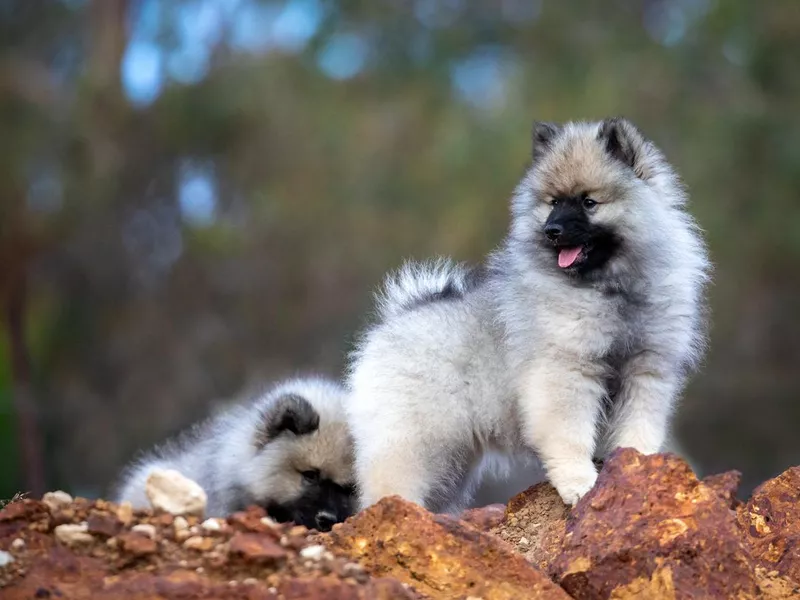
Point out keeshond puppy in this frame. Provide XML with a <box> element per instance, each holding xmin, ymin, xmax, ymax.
<box><xmin>347</xmin><ymin>117</ymin><xmax>710</xmax><ymax>511</ymax></box>
<box><xmin>114</xmin><ymin>376</ymin><xmax>357</xmax><ymax>531</ymax></box>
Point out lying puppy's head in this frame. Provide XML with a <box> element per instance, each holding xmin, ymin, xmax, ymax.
<box><xmin>241</xmin><ymin>377</ymin><xmax>356</xmax><ymax>531</ymax></box>
<box><xmin>511</xmin><ymin>117</ymin><xmax>692</xmax><ymax>283</ymax></box>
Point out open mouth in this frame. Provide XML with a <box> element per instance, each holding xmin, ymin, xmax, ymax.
<box><xmin>557</xmin><ymin>245</ymin><xmax>587</xmax><ymax>269</ymax></box>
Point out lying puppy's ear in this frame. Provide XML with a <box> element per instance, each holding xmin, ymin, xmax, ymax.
<box><xmin>531</xmin><ymin>121</ymin><xmax>561</xmax><ymax>161</ymax></box>
<box><xmin>254</xmin><ymin>394</ymin><xmax>320</xmax><ymax>450</ymax></box>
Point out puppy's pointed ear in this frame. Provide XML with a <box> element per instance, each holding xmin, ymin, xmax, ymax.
<box><xmin>254</xmin><ymin>394</ymin><xmax>320</xmax><ymax>450</ymax></box>
<box><xmin>532</xmin><ymin>121</ymin><xmax>560</xmax><ymax>160</ymax></box>
<box><xmin>598</xmin><ymin>117</ymin><xmax>644</xmax><ymax>172</ymax></box>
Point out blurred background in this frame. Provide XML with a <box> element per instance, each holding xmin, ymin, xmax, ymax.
<box><xmin>1</xmin><ymin>0</ymin><xmax>798</xmax><ymax>505</ymax></box>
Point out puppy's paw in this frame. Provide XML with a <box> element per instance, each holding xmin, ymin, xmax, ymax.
<box><xmin>549</xmin><ymin>464</ymin><xmax>598</xmax><ymax>506</ymax></box>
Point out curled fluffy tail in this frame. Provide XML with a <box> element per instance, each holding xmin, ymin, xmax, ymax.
<box><xmin>375</xmin><ymin>258</ymin><xmax>482</xmax><ymax>321</ymax></box>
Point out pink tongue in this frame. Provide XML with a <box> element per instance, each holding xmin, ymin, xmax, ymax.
<box><xmin>558</xmin><ymin>247</ymin><xmax>583</xmax><ymax>268</ymax></box>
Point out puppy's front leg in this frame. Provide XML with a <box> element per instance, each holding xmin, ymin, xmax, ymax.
<box><xmin>519</xmin><ymin>358</ymin><xmax>606</xmax><ymax>505</ymax></box>
<box><xmin>606</xmin><ymin>350</ymin><xmax>680</xmax><ymax>455</ymax></box>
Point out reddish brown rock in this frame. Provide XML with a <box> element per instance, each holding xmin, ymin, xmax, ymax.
<box><xmin>326</xmin><ymin>495</ymin><xmax>571</xmax><ymax>599</ymax></box>
<box><xmin>738</xmin><ymin>466</ymin><xmax>800</xmax><ymax>586</ymax></box>
<box><xmin>0</xmin><ymin>498</ymin><xmax>419</xmax><ymax>598</ymax></box>
<box><xmin>228</xmin><ymin>506</ymin><xmax>276</xmax><ymax>535</ymax></box>
<box><xmin>117</xmin><ymin>531</ymin><xmax>158</xmax><ymax>556</ymax></box>
<box><xmin>229</xmin><ymin>532</ymin><xmax>288</xmax><ymax>564</ymax></box>
<box><xmin>491</xmin><ymin>481</ymin><xmax>569</xmax><ymax>572</ymax></box>
<box><xmin>551</xmin><ymin>448</ymin><xmax>758</xmax><ymax>600</ymax></box>
<box><xmin>87</xmin><ymin>513</ymin><xmax>123</xmax><ymax>538</ymax></box>
<box><xmin>277</xmin><ymin>577</ymin><xmax>418</xmax><ymax>599</ymax></box>
<box><xmin>457</xmin><ymin>503</ymin><xmax>506</xmax><ymax>531</ymax></box>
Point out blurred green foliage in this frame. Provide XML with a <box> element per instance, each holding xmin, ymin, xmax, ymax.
<box><xmin>0</xmin><ymin>0</ymin><xmax>798</xmax><ymax>500</ymax></box>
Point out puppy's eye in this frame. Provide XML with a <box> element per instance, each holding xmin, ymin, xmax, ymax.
<box><xmin>301</xmin><ymin>469</ymin><xmax>320</xmax><ymax>483</ymax></box>
<box><xmin>550</xmin><ymin>198</ymin><xmax>560</xmax><ymax>207</ymax></box>
<box><xmin>583</xmin><ymin>198</ymin><xmax>597</xmax><ymax>209</ymax></box>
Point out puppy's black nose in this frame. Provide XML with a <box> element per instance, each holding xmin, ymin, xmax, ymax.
<box><xmin>545</xmin><ymin>224</ymin><xmax>563</xmax><ymax>241</ymax></box>
<box><xmin>315</xmin><ymin>511</ymin><xmax>337</xmax><ymax>531</ymax></box>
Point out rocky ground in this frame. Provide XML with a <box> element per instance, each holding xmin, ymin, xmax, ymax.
<box><xmin>1</xmin><ymin>448</ymin><xmax>798</xmax><ymax>599</ymax></box>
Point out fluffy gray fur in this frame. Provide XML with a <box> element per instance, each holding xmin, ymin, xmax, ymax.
<box><xmin>114</xmin><ymin>376</ymin><xmax>356</xmax><ymax>526</ymax></box>
<box><xmin>346</xmin><ymin>117</ymin><xmax>711</xmax><ymax>511</ymax></box>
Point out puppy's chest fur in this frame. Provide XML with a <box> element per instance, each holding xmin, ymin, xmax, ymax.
<box><xmin>596</xmin><ymin>288</ymin><xmax>649</xmax><ymax>400</ymax></box>
<box><xmin>536</xmin><ymin>280</ymin><xmax>645</xmax><ymax>357</ymax></box>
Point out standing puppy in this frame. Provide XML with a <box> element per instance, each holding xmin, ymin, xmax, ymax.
<box><xmin>114</xmin><ymin>376</ymin><xmax>357</xmax><ymax>531</ymax></box>
<box><xmin>347</xmin><ymin>118</ymin><xmax>710</xmax><ymax>510</ymax></box>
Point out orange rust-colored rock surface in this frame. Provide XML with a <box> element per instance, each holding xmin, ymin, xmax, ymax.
<box><xmin>491</xmin><ymin>481</ymin><xmax>569</xmax><ymax>572</ymax></box>
<box><xmin>325</xmin><ymin>495</ymin><xmax>570</xmax><ymax>600</ymax></box>
<box><xmin>551</xmin><ymin>448</ymin><xmax>758</xmax><ymax>600</ymax></box>
<box><xmin>738</xmin><ymin>466</ymin><xmax>800</xmax><ymax>585</ymax></box>
<box><xmin>457</xmin><ymin>502</ymin><xmax>506</xmax><ymax>532</ymax></box>
<box><xmin>3</xmin><ymin>452</ymin><xmax>800</xmax><ymax>599</ymax></box>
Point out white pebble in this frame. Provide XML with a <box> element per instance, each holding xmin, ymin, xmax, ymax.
<box><xmin>0</xmin><ymin>550</ymin><xmax>14</xmax><ymax>567</ymax></box>
<box><xmin>260</xmin><ymin>516</ymin><xmax>279</xmax><ymax>528</ymax></box>
<box><xmin>519</xmin><ymin>537</ymin><xmax>530</xmax><ymax>546</ymax></box>
<box><xmin>299</xmin><ymin>544</ymin><xmax>326</xmax><ymax>561</ymax></box>
<box><xmin>131</xmin><ymin>524</ymin><xmax>157</xmax><ymax>539</ymax></box>
<box><xmin>42</xmin><ymin>491</ymin><xmax>73</xmax><ymax>512</ymax></box>
<box><xmin>54</xmin><ymin>522</ymin><xmax>94</xmax><ymax>546</ymax></box>
<box><xmin>242</xmin><ymin>578</ymin><xmax>258</xmax><ymax>586</ymax></box>
<box><xmin>182</xmin><ymin>535</ymin><xmax>209</xmax><ymax>550</ymax></box>
<box><xmin>173</xmin><ymin>516</ymin><xmax>189</xmax><ymax>531</ymax></box>
<box><xmin>145</xmin><ymin>469</ymin><xmax>207</xmax><ymax>517</ymax></box>
<box><xmin>342</xmin><ymin>562</ymin><xmax>363</xmax><ymax>575</ymax></box>
<box><xmin>200</xmin><ymin>518</ymin><xmax>222</xmax><ymax>532</ymax></box>
<box><xmin>10</xmin><ymin>538</ymin><xmax>25</xmax><ymax>551</ymax></box>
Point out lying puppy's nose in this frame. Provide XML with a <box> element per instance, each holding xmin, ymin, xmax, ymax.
<box><xmin>545</xmin><ymin>224</ymin><xmax>563</xmax><ymax>241</ymax></box>
<box><xmin>315</xmin><ymin>510</ymin><xmax>337</xmax><ymax>531</ymax></box>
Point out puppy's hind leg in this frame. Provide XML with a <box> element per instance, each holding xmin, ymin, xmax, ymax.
<box><xmin>354</xmin><ymin>426</ymin><xmax>479</xmax><ymax>513</ymax></box>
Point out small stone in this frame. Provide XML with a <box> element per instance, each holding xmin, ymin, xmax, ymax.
<box><xmin>0</xmin><ymin>550</ymin><xmax>14</xmax><ymax>567</ymax></box>
<box><xmin>42</xmin><ymin>491</ymin><xmax>73</xmax><ymax>512</ymax></box>
<box><xmin>183</xmin><ymin>535</ymin><xmax>216</xmax><ymax>552</ymax></box>
<box><xmin>145</xmin><ymin>469</ymin><xmax>207</xmax><ymax>517</ymax></box>
<box><xmin>196</xmin><ymin>566</ymin><xmax>205</xmax><ymax>574</ymax></box>
<box><xmin>10</xmin><ymin>538</ymin><xmax>25</xmax><ymax>551</ymax></box>
<box><xmin>200</xmin><ymin>518</ymin><xmax>222</xmax><ymax>532</ymax></box>
<box><xmin>242</xmin><ymin>578</ymin><xmax>258</xmax><ymax>585</ymax></box>
<box><xmin>230</xmin><ymin>533</ymin><xmax>288</xmax><ymax>564</ymax></box>
<box><xmin>106</xmin><ymin>537</ymin><xmax>118</xmax><ymax>549</ymax></box>
<box><xmin>173</xmin><ymin>516</ymin><xmax>190</xmax><ymax>541</ymax></box>
<box><xmin>118</xmin><ymin>531</ymin><xmax>157</xmax><ymax>556</ymax></box>
<box><xmin>116</xmin><ymin>501</ymin><xmax>133</xmax><ymax>526</ymax></box>
<box><xmin>519</xmin><ymin>536</ymin><xmax>530</xmax><ymax>546</ymax></box>
<box><xmin>87</xmin><ymin>514</ymin><xmax>123</xmax><ymax>537</ymax></box>
<box><xmin>260</xmin><ymin>516</ymin><xmax>279</xmax><ymax>528</ymax></box>
<box><xmin>288</xmin><ymin>525</ymin><xmax>307</xmax><ymax>536</ymax></box>
<box><xmin>342</xmin><ymin>562</ymin><xmax>364</xmax><ymax>576</ymax></box>
<box><xmin>54</xmin><ymin>522</ymin><xmax>94</xmax><ymax>546</ymax></box>
<box><xmin>299</xmin><ymin>544</ymin><xmax>326</xmax><ymax>561</ymax></box>
<box><xmin>131</xmin><ymin>524</ymin><xmax>157</xmax><ymax>539</ymax></box>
